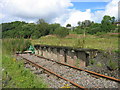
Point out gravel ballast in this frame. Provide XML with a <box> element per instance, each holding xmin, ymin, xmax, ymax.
<box><xmin>19</xmin><ymin>54</ymin><xmax>119</xmax><ymax>88</ymax></box>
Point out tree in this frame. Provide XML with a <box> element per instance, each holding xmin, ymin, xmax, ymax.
<box><xmin>111</xmin><ymin>16</ymin><xmax>115</xmax><ymax>24</ymax></box>
<box><xmin>49</xmin><ymin>23</ymin><xmax>60</xmax><ymax>34</ymax></box>
<box><xmin>82</xmin><ymin>20</ymin><xmax>91</xmax><ymax>27</ymax></box>
<box><xmin>87</xmin><ymin>23</ymin><xmax>101</xmax><ymax>34</ymax></box>
<box><xmin>66</xmin><ymin>24</ymin><xmax>71</xmax><ymax>27</ymax></box>
<box><xmin>54</xmin><ymin>27</ymin><xmax>69</xmax><ymax>38</ymax></box>
<box><xmin>35</xmin><ymin>22</ymin><xmax>49</xmax><ymax>37</ymax></box>
<box><xmin>36</xmin><ymin>19</ymin><xmax>46</xmax><ymax>24</ymax></box>
<box><xmin>35</xmin><ymin>19</ymin><xmax>50</xmax><ymax>38</ymax></box>
<box><xmin>101</xmin><ymin>15</ymin><xmax>115</xmax><ymax>32</ymax></box>
<box><xmin>77</xmin><ymin>21</ymin><xmax>81</xmax><ymax>26</ymax></box>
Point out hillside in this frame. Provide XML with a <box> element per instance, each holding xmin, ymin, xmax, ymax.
<box><xmin>31</xmin><ymin>34</ymin><xmax>119</xmax><ymax>51</ymax></box>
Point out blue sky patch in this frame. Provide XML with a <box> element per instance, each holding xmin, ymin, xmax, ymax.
<box><xmin>70</xmin><ymin>2</ymin><xmax>108</xmax><ymax>12</ymax></box>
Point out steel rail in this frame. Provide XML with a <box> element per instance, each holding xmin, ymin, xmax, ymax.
<box><xmin>19</xmin><ymin>55</ymin><xmax>87</xmax><ymax>90</ymax></box>
<box><xmin>34</xmin><ymin>54</ymin><xmax>120</xmax><ymax>83</ymax></box>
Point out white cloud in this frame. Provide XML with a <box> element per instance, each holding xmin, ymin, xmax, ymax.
<box><xmin>0</xmin><ymin>0</ymin><xmax>119</xmax><ymax>26</ymax></box>
<box><xmin>0</xmin><ymin>13</ymin><xmax>5</xmax><ymax>19</ymax></box>
<box><xmin>92</xmin><ymin>0</ymin><xmax>119</xmax><ymax>23</ymax></box>
<box><xmin>104</xmin><ymin>0</ymin><xmax>118</xmax><ymax>18</ymax></box>
<box><xmin>1</xmin><ymin>0</ymin><xmax>73</xmax><ymax>23</ymax></box>
<box><xmin>61</xmin><ymin>9</ymin><xmax>93</xmax><ymax>26</ymax></box>
<box><xmin>60</xmin><ymin>0</ymin><xmax>119</xmax><ymax>26</ymax></box>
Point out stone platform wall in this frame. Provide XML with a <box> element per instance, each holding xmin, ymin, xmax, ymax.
<box><xmin>34</xmin><ymin>45</ymin><xmax>98</xmax><ymax>67</ymax></box>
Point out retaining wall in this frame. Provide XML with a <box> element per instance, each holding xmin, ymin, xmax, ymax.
<box><xmin>34</xmin><ymin>45</ymin><xmax>98</xmax><ymax>67</ymax></box>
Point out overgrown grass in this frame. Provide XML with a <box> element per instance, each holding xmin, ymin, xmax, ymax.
<box><xmin>2</xmin><ymin>55</ymin><xmax>47</xmax><ymax>88</ymax></box>
<box><xmin>2</xmin><ymin>38</ymin><xmax>31</xmax><ymax>54</ymax></box>
<box><xmin>2</xmin><ymin>39</ymin><xmax>48</xmax><ymax>88</ymax></box>
<box><xmin>31</xmin><ymin>34</ymin><xmax>118</xmax><ymax>51</ymax></box>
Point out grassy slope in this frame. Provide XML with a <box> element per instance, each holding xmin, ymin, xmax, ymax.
<box><xmin>2</xmin><ymin>54</ymin><xmax>47</xmax><ymax>88</ymax></box>
<box><xmin>2</xmin><ymin>39</ymin><xmax>48</xmax><ymax>88</ymax></box>
<box><xmin>31</xmin><ymin>34</ymin><xmax>118</xmax><ymax>51</ymax></box>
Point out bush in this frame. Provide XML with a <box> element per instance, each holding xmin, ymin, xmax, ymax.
<box><xmin>74</xmin><ymin>28</ymin><xmax>84</xmax><ymax>34</ymax></box>
<box><xmin>87</xmin><ymin>27</ymin><xmax>101</xmax><ymax>35</ymax></box>
<box><xmin>95</xmin><ymin>32</ymin><xmax>106</xmax><ymax>36</ymax></box>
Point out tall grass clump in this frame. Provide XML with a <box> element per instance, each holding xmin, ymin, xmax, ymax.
<box><xmin>73</xmin><ymin>38</ymin><xmax>84</xmax><ymax>48</ymax></box>
<box><xmin>2</xmin><ymin>38</ymin><xmax>31</xmax><ymax>54</ymax></box>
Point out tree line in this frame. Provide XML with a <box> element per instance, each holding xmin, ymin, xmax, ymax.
<box><xmin>67</xmin><ymin>15</ymin><xmax>118</xmax><ymax>35</ymax></box>
<box><xmin>2</xmin><ymin>15</ymin><xmax>118</xmax><ymax>39</ymax></box>
<box><xmin>2</xmin><ymin>19</ymin><xmax>69</xmax><ymax>38</ymax></box>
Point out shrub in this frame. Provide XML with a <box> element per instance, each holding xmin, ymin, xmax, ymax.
<box><xmin>95</xmin><ymin>32</ymin><xmax>106</xmax><ymax>36</ymax></box>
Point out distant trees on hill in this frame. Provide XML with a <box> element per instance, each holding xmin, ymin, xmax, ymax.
<box><xmin>73</xmin><ymin>15</ymin><xmax>117</xmax><ymax>35</ymax></box>
<box><xmin>2</xmin><ymin>15</ymin><xmax>118</xmax><ymax>39</ymax></box>
<box><xmin>2</xmin><ymin>19</ymin><xmax>69</xmax><ymax>38</ymax></box>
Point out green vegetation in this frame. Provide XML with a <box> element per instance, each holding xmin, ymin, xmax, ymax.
<box><xmin>2</xmin><ymin>19</ymin><xmax>68</xmax><ymax>39</ymax></box>
<box><xmin>2</xmin><ymin>39</ymin><xmax>48</xmax><ymax>88</ymax></box>
<box><xmin>1</xmin><ymin>14</ymin><xmax>119</xmax><ymax>88</ymax></box>
<box><xmin>108</xmin><ymin>59</ymin><xmax>118</xmax><ymax>70</ymax></box>
<box><xmin>54</xmin><ymin>27</ymin><xmax>69</xmax><ymax>38</ymax></box>
<box><xmin>2</xmin><ymin>55</ymin><xmax>47</xmax><ymax>88</ymax></box>
<box><xmin>72</xmin><ymin>15</ymin><xmax>117</xmax><ymax>35</ymax></box>
<box><xmin>96</xmin><ymin>62</ymin><xmax>102</xmax><ymax>67</ymax></box>
<box><xmin>2</xmin><ymin>15</ymin><xmax>118</xmax><ymax>51</ymax></box>
<box><xmin>31</xmin><ymin>34</ymin><xmax>118</xmax><ymax>51</ymax></box>
<box><xmin>2</xmin><ymin>15</ymin><xmax>118</xmax><ymax>39</ymax></box>
<box><xmin>3</xmin><ymin>39</ymin><xmax>31</xmax><ymax>54</ymax></box>
<box><xmin>90</xmin><ymin>59</ymin><xmax>96</xmax><ymax>65</ymax></box>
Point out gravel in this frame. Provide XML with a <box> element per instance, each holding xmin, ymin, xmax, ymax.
<box><xmin>24</xmin><ymin>63</ymin><xmax>75</xmax><ymax>88</ymax></box>
<box><xmin>19</xmin><ymin>54</ymin><xmax>119</xmax><ymax>88</ymax></box>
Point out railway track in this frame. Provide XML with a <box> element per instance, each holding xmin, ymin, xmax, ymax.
<box><xmin>18</xmin><ymin>54</ymin><xmax>86</xmax><ymax>89</ymax></box>
<box><xmin>34</xmin><ymin>54</ymin><xmax>120</xmax><ymax>83</ymax></box>
<box><xmin>18</xmin><ymin>53</ymin><xmax>120</xmax><ymax>88</ymax></box>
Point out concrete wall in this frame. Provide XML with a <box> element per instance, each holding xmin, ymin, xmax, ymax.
<box><xmin>34</xmin><ymin>45</ymin><xmax>98</xmax><ymax>67</ymax></box>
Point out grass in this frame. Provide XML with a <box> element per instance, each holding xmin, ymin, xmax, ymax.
<box><xmin>2</xmin><ymin>39</ymin><xmax>31</xmax><ymax>54</ymax></box>
<box><xmin>90</xmin><ymin>59</ymin><xmax>96</xmax><ymax>65</ymax></box>
<box><xmin>31</xmin><ymin>34</ymin><xmax>118</xmax><ymax>51</ymax></box>
<box><xmin>108</xmin><ymin>59</ymin><xmax>118</xmax><ymax>70</ymax></box>
<box><xmin>2</xmin><ymin>39</ymin><xmax>48</xmax><ymax>88</ymax></box>
<box><xmin>2</xmin><ymin>54</ymin><xmax>47</xmax><ymax>88</ymax></box>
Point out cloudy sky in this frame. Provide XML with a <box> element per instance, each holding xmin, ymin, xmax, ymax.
<box><xmin>0</xmin><ymin>0</ymin><xmax>119</xmax><ymax>26</ymax></box>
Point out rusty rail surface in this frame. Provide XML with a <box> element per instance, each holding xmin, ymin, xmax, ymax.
<box><xmin>34</xmin><ymin>54</ymin><xmax>120</xmax><ymax>83</ymax></box>
<box><xmin>19</xmin><ymin>55</ymin><xmax>87</xmax><ymax>89</ymax></box>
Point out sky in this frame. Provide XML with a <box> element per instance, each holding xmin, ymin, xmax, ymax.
<box><xmin>0</xmin><ymin>0</ymin><xmax>119</xmax><ymax>26</ymax></box>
